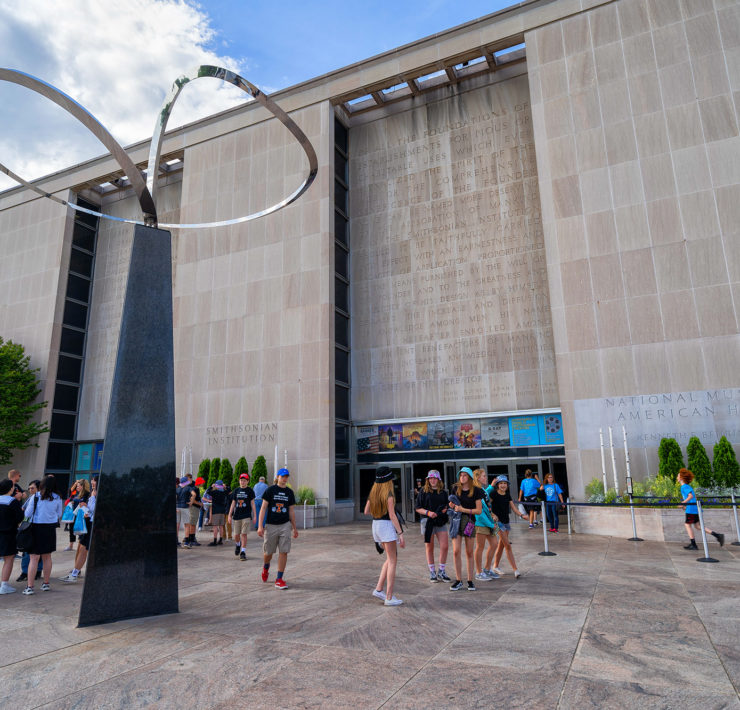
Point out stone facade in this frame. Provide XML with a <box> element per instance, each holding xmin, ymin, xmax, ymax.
<box><xmin>1</xmin><ymin>0</ymin><xmax>738</xmax><ymax>510</ymax></box>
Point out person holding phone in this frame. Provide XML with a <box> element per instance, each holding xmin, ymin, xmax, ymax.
<box><xmin>488</xmin><ymin>475</ymin><xmax>527</xmax><ymax>578</ymax></box>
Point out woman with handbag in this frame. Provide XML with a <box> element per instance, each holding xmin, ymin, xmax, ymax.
<box><xmin>488</xmin><ymin>475</ymin><xmax>527</xmax><ymax>578</ymax></box>
<box><xmin>22</xmin><ymin>475</ymin><xmax>63</xmax><ymax>595</ymax></box>
<box><xmin>0</xmin><ymin>479</ymin><xmax>25</xmax><ymax>594</ymax></box>
<box><xmin>364</xmin><ymin>466</ymin><xmax>405</xmax><ymax>606</ymax></box>
<box><xmin>448</xmin><ymin>467</ymin><xmax>483</xmax><ymax>591</ymax></box>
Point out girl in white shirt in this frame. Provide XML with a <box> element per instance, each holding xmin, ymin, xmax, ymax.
<box><xmin>22</xmin><ymin>475</ymin><xmax>63</xmax><ymax>595</ymax></box>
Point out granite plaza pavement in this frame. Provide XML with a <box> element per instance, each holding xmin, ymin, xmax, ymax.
<box><xmin>1</xmin><ymin>520</ymin><xmax>739</xmax><ymax>709</ymax></box>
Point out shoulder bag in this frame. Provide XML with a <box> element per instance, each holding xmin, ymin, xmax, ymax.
<box><xmin>16</xmin><ymin>494</ymin><xmax>39</xmax><ymax>552</ymax></box>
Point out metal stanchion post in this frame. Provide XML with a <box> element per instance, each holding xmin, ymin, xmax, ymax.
<box><xmin>566</xmin><ymin>497</ymin><xmax>572</xmax><ymax>535</ymax></box>
<box><xmin>627</xmin><ymin>494</ymin><xmax>643</xmax><ymax>542</ymax></box>
<box><xmin>696</xmin><ymin>499</ymin><xmax>718</xmax><ymax>563</ymax></box>
<box><xmin>539</xmin><ymin>501</ymin><xmax>556</xmax><ymax>556</ymax></box>
<box><xmin>731</xmin><ymin>493</ymin><xmax>740</xmax><ymax>547</ymax></box>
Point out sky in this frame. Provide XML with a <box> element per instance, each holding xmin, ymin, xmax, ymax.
<box><xmin>0</xmin><ymin>0</ymin><xmax>518</xmax><ymax>191</ymax></box>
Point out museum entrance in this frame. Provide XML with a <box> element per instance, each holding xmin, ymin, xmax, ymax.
<box><xmin>357</xmin><ymin>456</ymin><xmax>568</xmax><ymax>519</ymax></box>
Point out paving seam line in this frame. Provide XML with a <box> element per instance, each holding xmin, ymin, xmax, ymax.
<box><xmin>27</xmin><ymin>635</ymin><xmax>215</xmax><ymax>710</ymax></box>
<box><xmin>667</xmin><ymin>545</ymin><xmax>740</xmax><ymax>699</ymax></box>
<box><xmin>555</xmin><ymin>535</ymin><xmax>611</xmax><ymax>709</ymax></box>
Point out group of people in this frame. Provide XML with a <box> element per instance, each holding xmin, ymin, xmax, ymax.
<box><xmin>175</xmin><ymin>469</ymin><xmax>299</xmax><ymax>589</ymax></box>
<box><xmin>367</xmin><ymin>465</ymin><xmax>534</xmax><ymax>606</ymax></box>
<box><xmin>0</xmin><ymin>470</ymin><xmax>93</xmax><ymax>595</ymax></box>
<box><xmin>175</xmin><ymin>473</ymin><xmax>270</xmax><ymax>549</ymax></box>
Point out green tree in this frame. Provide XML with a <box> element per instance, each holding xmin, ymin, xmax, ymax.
<box><xmin>0</xmin><ymin>337</ymin><xmax>49</xmax><ymax>465</ymax></box>
<box><xmin>686</xmin><ymin>436</ymin><xmax>713</xmax><ymax>488</ymax></box>
<box><xmin>250</xmin><ymin>455</ymin><xmax>267</xmax><ymax>487</ymax></box>
<box><xmin>713</xmin><ymin>436</ymin><xmax>740</xmax><ymax>488</ymax></box>
<box><xmin>208</xmin><ymin>457</ymin><xmax>221</xmax><ymax>487</ymax></box>
<box><xmin>197</xmin><ymin>459</ymin><xmax>210</xmax><ymax>485</ymax></box>
<box><xmin>658</xmin><ymin>437</ymin><xmax>684</xmax><ymax>481</ymax></box>
<box><xmin>233</xmin><ymin>456</ymin><xmax>248</xmax><ymax>489</ymax></box>
<box><xmin>219</xmin><ymin>458</ymin><xmax>233</xmax><ymax>488</ymax></box>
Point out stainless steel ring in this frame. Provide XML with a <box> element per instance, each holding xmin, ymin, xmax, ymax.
<box><xmin>1</xmin><ymin>66</ymin><xmax>318</xmax><ymax>230</ymax></box>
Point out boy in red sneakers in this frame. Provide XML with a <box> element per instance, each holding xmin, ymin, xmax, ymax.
<box><xmin>257</xmin><ymin>468</ymin><xmax>298</xmax><ymax>589</ymax></box>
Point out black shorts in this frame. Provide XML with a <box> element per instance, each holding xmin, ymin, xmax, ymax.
<box><xmin>685</xmin><ymin>513</ymin><xmax>699</xmax><ymax>524</ymax></box>
<box><xmin>78</xmin><ymin>532</ymin><xmax>91</xmax><ymax>549</ymax></box>
<box><xmin>523</xmin><ymin>495</ymin><xmax>538</xmax><ymax>504</ymax></box>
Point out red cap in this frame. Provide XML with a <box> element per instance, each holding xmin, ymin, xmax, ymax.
<box><xmin>239</xmin><ymin>473</ymin><xmax>249</xmax><ymax>479</ymax></box>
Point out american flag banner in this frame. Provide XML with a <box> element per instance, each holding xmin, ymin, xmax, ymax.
<box><xmin>356</xmin><ymin>425</ymin><xmax>379</xmax><ymax>453</ymax></box>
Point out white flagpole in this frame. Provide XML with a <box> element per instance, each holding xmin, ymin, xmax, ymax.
<box><xmin>608</xmin><ymin>426</ymin><xmax>618</xmax><ymax>494</ymax></box>
<box><xmin>274</xmin><ymin>445</ymin><xmax>279</xmax><ymax>478</ymax></box>
<box><xmin>599</xmin><ymin>428</ymin><xmax>607</xmax><ymax>495</ymax></box>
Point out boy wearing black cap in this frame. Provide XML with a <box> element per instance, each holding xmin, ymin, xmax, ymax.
<box><xmin>258</xmin><ymin>468</ymin><xmax>298</xmax><ymax>589</ymax></box>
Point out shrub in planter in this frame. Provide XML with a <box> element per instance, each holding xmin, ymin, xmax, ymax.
<box><xmin>713</xmin><ymin>436</ymin><xmax>740</xmax><ymax>488</ymax></box>
<box><xmin>219</xmin><ymin>458</ymin><xmax>233</xmax><ymax>489</ymax></box>
<box><xmin>658</xmin><ymin>438</ymin><xmax>684</xmax><ymax>481</ymax></box>
<box><xmin>233</xmin><ymin>456</ymin><xmax>248</xmax><ymax>489</ymax></box>
<box><xmin>651</xmin><ymin>474</ymin><xmax>679</xmax><ymax>501</ymax></box>
<box><xmin>250</xmin><ymin>455</ymin><xmax>267</xmax><ymax>487</ymax></box>
<box><xmin>296</xmin><ymin>486</ymin><xmax>316</xmax><ymax>505</ymax></box>
<box><xmin>687</xmin><ymin>437</ymin><xmax>713</xmax><ymax>487</ymax></box>
<box><xmin>197</xmin><ymin>459</ymin><xmax>210</xmax><ymax>486</ymax></box>
<box><xmin>585</xmin><ymin>478</ymin><xmax>605</xmax><ymax>502</ymax></box>
<box><xmin>208</xmin><ymin>457</ymin><xmax>221</xmax><ymax>488</ymax></box>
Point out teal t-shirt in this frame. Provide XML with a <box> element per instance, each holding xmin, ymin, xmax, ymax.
<box><xmin>681</xmin><ymin>483</ymin><xmax>697</xmax><ymax>513</ymax></box>
<box><xmin>544</xmin><ymin>483</ymin><xmax>563</xmax><ymax>502</ymax></box>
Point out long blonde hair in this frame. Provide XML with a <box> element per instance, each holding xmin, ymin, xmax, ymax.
<box><xmin>368</xmin><ymin>481</ymin><xmax>395</xmax><ymax>518</ymax></box>
<box><xmin>453</xmin><ymin>470</ymin><xmax>480</xmax><ymax>497</ymax></box>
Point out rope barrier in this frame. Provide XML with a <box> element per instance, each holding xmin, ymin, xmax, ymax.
<box><xmin>516</xmin><ymin>496</ymin><xmax>739</xmax><ymax>563</ymax></box>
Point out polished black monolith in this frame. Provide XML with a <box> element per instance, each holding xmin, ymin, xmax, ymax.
<box><xmin>78</xmin><ymin>225</ymin><xmax>178</xmax><ymax>626</ymax></box>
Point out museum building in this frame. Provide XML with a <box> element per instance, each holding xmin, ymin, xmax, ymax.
<box><xmin>1</xmin><ymin>0</ymin><xmax>739</xmax><ymax>523</ymax></box>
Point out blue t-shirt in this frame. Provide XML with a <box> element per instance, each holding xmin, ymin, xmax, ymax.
<box><xmin>681</xmin><ymin>483</ymin><xmax>697</xmax><ymax>513</ymax></box>
<box><xmin>544</xmin><ymin>483</ymin><xmax>563</xmax><ymax>502</ymax></box>
<box><xmin>520</xmin><ymin>478</ymin><xmax>539</xmax><ymax>497</ymax></box>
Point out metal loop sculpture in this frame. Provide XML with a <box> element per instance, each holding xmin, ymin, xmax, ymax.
<box><xmin>0</xmin><ymin>66</ymin><xmax>318</xmax><ymax>229</ymax></box>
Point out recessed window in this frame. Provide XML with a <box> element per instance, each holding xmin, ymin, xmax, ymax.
<box><xmin>66</xmin><ymin>274</ymin><xmax>91</xmax><ymax>303</ymax></box>
<box><xmin>53</xmin><ymin>383</ymin><xmax>79</xmax><ymax>412</ymax></box>
<box><xmin>46</xmin><ymin>442</ymin><xmax>74</xmax><ymax>471</ymax></box>
<box><xmin>69</xmin><ymin>249</ymin><xmax>93</xmax><ymax>278</ymax></box>
<box><xmin>57</xmin><ymin>355</ymin><xmax>82</xmax><ymax>383</ymax></box>
<box><xmin>60</xmin><ymin>327</ymin><xmax>85</xmax><ymax>356</ymax></box>
<box><xmin>63</xmin><ymin>300</ymin><xmax>88</xmax><ymax>329</ymax></box>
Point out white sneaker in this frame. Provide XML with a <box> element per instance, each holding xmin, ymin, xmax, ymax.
<box><xmin>372</xmin><ymin>589</ymin><xmax>386</xmax><ymax>601</ymax></box>
<box><xmin>0</xmin><ymin>583</ymin><xmax>16</xmax><ymax>594</ymax></box>
<box><xmin>484</xmin><ymin>569</ymin><xmax>500</xmax><ymax>579</ymax></box>
<box><xmin>474</xmin><ymin>572</ymin><xmax>491</xmax><ymax>581</ymax></box>
<box><xmin>492</xmin><ymin>567</ymin><xmax>503</xmax><ymax>575</ymax></box>
<box><xmin>384</xmin><ymin>596</ymin><xmax>403</xmax><ymax>606</ymax></box>
<box><xmin>22</xmin><ymin>587</ymin><xmax>34</xmax><ymax>595</ymax></box>
<box><xmin>514</xmin><ymin>570</ymin><xmax>522</xmax><ymax>579</ymax></box>
<box><xmin>60</xmin><ymin>573</ymin><xmax>79</xmax><ymax>582</ymax></box>
<box><xmin>40</xmin><ymin>583</ymin><xmax>51</xmax><ymax>591</ymax></box>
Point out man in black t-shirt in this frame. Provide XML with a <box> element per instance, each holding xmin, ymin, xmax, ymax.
<box><xmin>228</xmin><ymin>474</ymin><xmax>256</xmax><ymax>561</ymax></box>
<box><xmin>257</xmin><ymin>467</ymin><xmax>298</xmax><ymax>589</ymax></box>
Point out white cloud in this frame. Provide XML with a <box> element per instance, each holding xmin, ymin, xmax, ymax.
<box><xmin>0</xmin><ymin>0</ymin><xmax>250</xmax><ymax>191</ymax></box>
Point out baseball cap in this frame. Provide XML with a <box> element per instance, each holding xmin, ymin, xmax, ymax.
<box><xmin>239</xmin><ymin>473</ymin><xmax>249</xmax><ymax>479</ymax></box>
<box><xmin>277</xmin><ymin>468</ymin><xmax>290</xmax><ymax>477</ymax></box>
<box><xmin>179</xmin><ymin>476</ymin><xmax>189</xmax><ymax>485</ymax></box>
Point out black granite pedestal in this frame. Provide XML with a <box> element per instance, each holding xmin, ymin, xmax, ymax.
<box><xmin>78</xmin><ymin>225</ymin><xmax>178</xmax><ymax>626</ymax></box>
